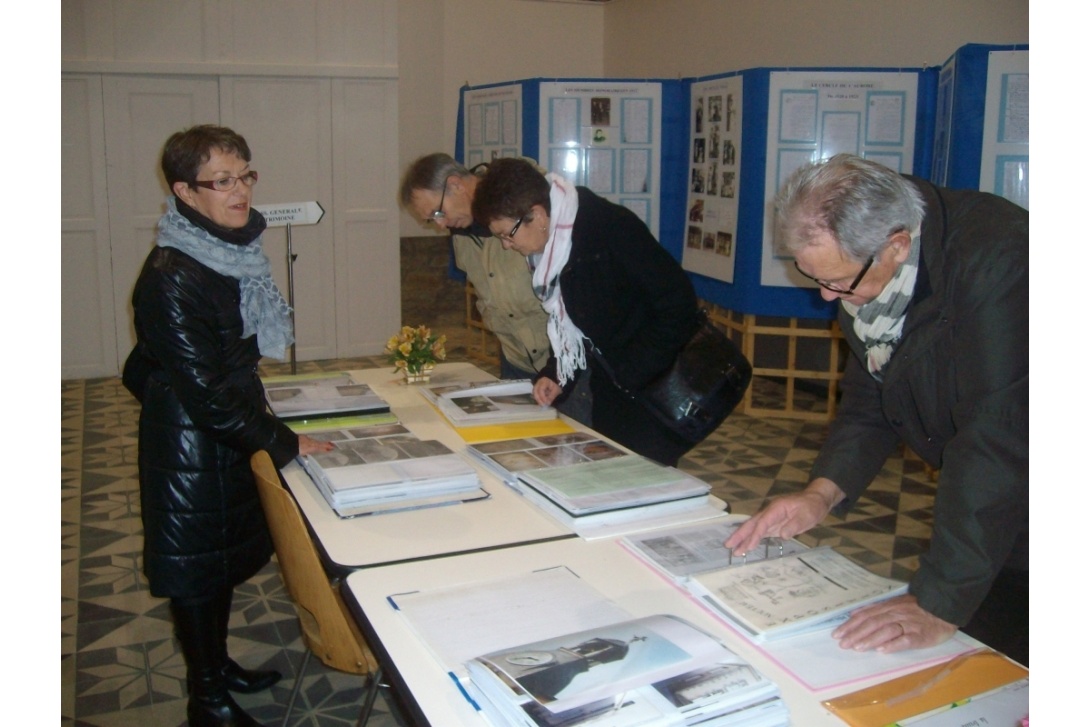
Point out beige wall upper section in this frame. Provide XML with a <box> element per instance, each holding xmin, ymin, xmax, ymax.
<box><xmin>62</xmin><ymin>0</ymin><xmax>397</xmax><ymax>71</ymax></box>
<box><xmin>603</xmin><ymin>0</ymin><xmax>1027</xmax><ymax>77</ymax></box>
<box><xmin>397</xmin><ymin>0</ymin><xmax>605</xmax><ymax>236</ymax></box>
<box><xmin>61</xmin><ymin>0</ymin><xmax>1028</xmax><ymax>238</ymax></box>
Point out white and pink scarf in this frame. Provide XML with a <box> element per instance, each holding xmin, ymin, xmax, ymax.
<box><xmin>531</xmin><ymin>174</ymin><xmax>586</xmax><ymax>386</ymax></box>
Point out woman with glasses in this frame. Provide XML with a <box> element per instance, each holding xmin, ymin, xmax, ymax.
<box><xmin>472</xmin><ymin>157</ymin><xmax>701</xmax><ymax>467</ymax></box>
<box><xmin>122</xmin><ymin>125</ymin><xmax>332</xmax><ymax>727</ymax></box>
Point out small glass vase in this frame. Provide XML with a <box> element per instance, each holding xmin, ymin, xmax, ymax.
<box><xmin>403</xmin><ymin>363</ymin><xmax>434</xmax><ymax>384</ymax></box>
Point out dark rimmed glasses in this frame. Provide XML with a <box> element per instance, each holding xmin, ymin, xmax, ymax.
<box><xmin>192</xmin><ymin>170</ymin><xmax>258</xmax><ymax>192</ymax></box>
<box><xmin>794</xmin><ymin>254</ymin><xmax>875</xmax><ymax>295</ymax></box>
<box><xmin>493</xmin><ymin>215</ymin><xmax>525</xmax><ymax>243</ymax></box>
<box><xmin>427</xmin><ymin>179</ymin><xmax>448</xmax><ymax>223</ymax></box>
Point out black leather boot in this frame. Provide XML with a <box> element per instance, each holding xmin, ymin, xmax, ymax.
<box><xmin>223</xmin><ymin>658</ymin><xmax>282</xmax><ymax>694</ymax></box>
<box><xmin>214</xmin><ymin>592</ymin><xmax>282</xmax><ymax>694</ymax></box>
<box><xmin>171</xmin><ymin>596</ymin><xmax>266</xmax><ymax>727</ymax></box>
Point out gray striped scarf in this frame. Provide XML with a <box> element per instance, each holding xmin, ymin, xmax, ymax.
<box><xmin>157</xmin><ymin>197</ymin><xmax>294</xmax><ymax>359</ymax></box>
<box><xmin>841</xmin><ymin>230</ymin><xmax>920</xmax><ymax>381</ymax></box>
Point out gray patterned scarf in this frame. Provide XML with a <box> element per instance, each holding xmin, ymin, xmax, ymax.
<box><xmin>841</xmin><ymin>229</ymin><xmax>921</xmax><ymax>381</ymax></box>
<box><xmin>157</xmin><ymin>197</ymin><xmax>294</xmax><ymax>359</ymax></box>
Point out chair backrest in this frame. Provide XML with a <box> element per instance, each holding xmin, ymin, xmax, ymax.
<box><xmin>250</xmin><ymin>451</ymin><xmax>377</xmax><ymax>675</ymax></box>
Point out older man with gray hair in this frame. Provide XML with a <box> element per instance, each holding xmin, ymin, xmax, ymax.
<box><xmin>400</xmin><ymin>154</ymin><xmax>552</xmax><ymax>378</ymax></box>
<box><xmin>728</xmin><ymin>154</ymin><xmax>1028</xmax><ymax>665</ymax></box>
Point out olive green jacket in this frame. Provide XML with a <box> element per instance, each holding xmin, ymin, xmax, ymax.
<box><xmin>452</xmin><ymin>230</ymin><xmax>551</xmax><ymax>374</ymax></box>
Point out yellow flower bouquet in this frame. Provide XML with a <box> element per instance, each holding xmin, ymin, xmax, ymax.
<box><xmin>384</xmin><ymin>325</ymin><xmax>447</xmax><ymax>380</ymax></box>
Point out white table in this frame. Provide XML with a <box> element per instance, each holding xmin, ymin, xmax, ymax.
<box><xmin>280</xmin><ymin>363</ymin><xmax>577</xmax><ymax>571</ymax></box>
<box><xmin>340</xmin><ymin>537</ymin><xmax>921</xmax><ymax>726</ymax></box>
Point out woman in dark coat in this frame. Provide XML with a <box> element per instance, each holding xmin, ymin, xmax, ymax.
<box><xmin>472</xmin><ymin>158</ymin><xmax>701</xmax><ymax>466</ymax></box>
<box><xmin>123</xmin><ymin>125</ymin><xmax>332</xmax><ymax>727</ymax></box>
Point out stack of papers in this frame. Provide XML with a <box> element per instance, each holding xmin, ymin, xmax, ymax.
<box><xmin>294</xmin><ymin>417</ymin><xmax>486</xmax><ymax>517</ymax></box>
<box><xmin>514</xmin><ymin>455</ymin><xmax>712</xmax><ymax>530</ymax></box>
<box><xmin>467</xmin><ymin>615</ymin><xmax>788</xmax><ymax>727</ymax></box>
<box><xmin>466</xmin><ymin>432</ymin><xmax>629</xmax><ymax>484</ymax></box>
<box><xmin>686</xmin><ymin>547</ymin><xmax>907</xmax><ymax>642</ymax></box>
<box><xmin>622</xmin><ymin>522</ymin><xmax>981</xmax><ymax>692</ymax></box>
<box><xmin>421</xmin><ymin>380</ymin><xmax>557</xmax><ymax>428</ymax></box>
<box><xmin>623</xmin><ymin>519</ymin><xmax>809</xmax><ymax>580</ymax></box>
<box><xmin>263</xmin><ymin>372</ymin><xmax>389</xmax><ymax>421</ymax></box>
<box><xmin>390</xmin><ymin>567</ymin><xmax>787</xmax><ymax>727</ymax></box>
<box><xmin>623</xmin><ymin>522</ymin><xmax>906</xmax><ymax>643</ymax></box>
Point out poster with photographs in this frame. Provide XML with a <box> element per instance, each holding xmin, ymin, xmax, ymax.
<box><xmin>464</xmin><ymin>84</ymin><xmax>523</xmax><ymax>169</ymax></box>
<box><xmin>979</xmin><ymin>50</ymin><xmax>1028</xmax><ymax>210</ymax></box>
<box><xmin>539</xmin><ymin>81</ymin><xmax>663</xmax><ymax>237</ymax></box>
<box><xmin>762</xmin><ymin>71</ymin><xmax>918</xmax><ymax>287</ymax></box>
<box><xmin>682</xmin><ymin>75</ymin><xmax>742</xmax><ymax>283</ymax></box>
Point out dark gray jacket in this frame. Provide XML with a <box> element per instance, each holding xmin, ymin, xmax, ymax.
<box><xmin>812</xmin><ymin>178</ymin><xmax>1029</xmax><ymax>626</ymax></box>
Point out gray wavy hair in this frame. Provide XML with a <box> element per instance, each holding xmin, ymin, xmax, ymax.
<box><xmin>774</xmin><ymin>154</ymin><xmax>925</xmax><ymax>262</ymax></box>
<box><xmin>398</xmin><ymin>153</ymin><xmax>472</xmax><ymax>208</ymax></box>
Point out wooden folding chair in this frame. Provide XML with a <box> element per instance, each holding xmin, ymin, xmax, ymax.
<box><xmin>250</xmin><ymin>451</ymin><xmax>384</xmax><ymax>727</ymax></box>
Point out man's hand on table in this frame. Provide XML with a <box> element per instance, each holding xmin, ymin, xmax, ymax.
<box><xmin>724</xmin><ymin>478</ymin><xmax>846</xmax><ymax>554</ymax></box>
<box><xmin>833</xmin><ymin>594</ymin><xmax>958</xmax><ymax>652</ymax></box>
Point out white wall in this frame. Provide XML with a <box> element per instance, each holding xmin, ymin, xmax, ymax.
<box><xmin>394</xmin><ymin>0</ymin><xmax>1026</xmax><ymax>236</ymax></box>
<box><xmin>397</xmin><ymin>0</ymin><xmax>606</xmax><ymax>236</ymax></box>
<box><xmin>61</xmin><ymin>0</ymin><xmax>401</xmax><ymax>378</ymax></box>
<box><xmin>602</xmin><ymin>0</ymin><xmax>1027</xmax><ymax>77</ymax></box>
<box><xmin>60</xmin><ymin>0</ymin><xmax>1030</xmax><ymax>376</ymax></box>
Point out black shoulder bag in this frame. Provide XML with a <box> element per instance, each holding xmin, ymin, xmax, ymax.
<box><xmin>593</xmin><ymin>311</ymin><xmax>752</xmax><ymax>444</ymax></box>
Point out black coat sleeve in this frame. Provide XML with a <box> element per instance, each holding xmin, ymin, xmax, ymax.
<box><xmin>565</xmin><ymin>190</ymin><xmax>699</xmax><ymax>391</ymax></box>
<box><xmin>133</xmin><ymin>251</ymin><xmax>299</xmax><ymax>468</ymax></box>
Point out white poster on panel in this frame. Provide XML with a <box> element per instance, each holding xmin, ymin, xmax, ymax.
<box><xmin>762</xmin><ymin>71</ymin><xmax>918</xmax><ymax>288</ymax></box>
<box><xmin>682</xmin><ymin>75</ymin><xmax>742</xmax><ymax>282</ymax></box>
<box><xmin>979</xmin><ymin>50</ymin><xmax>1029</xmax><ymax>210</ymax></box>
<box><xmin>463</xmin><ymin>84</ymin><xmax>523</xmax><ymax>169</ymax></box>
<box><xmin>539</xmin><ymin>81</ymin><xmax>663</xmax><ymax>238</ymax></box>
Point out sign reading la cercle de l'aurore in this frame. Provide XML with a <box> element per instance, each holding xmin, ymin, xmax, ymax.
<box><xmin>253</xmin><ymin>201</ymin><xmax>325</xmax><ymax>227</ymax></box>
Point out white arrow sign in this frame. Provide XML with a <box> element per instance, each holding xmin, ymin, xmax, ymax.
<box><xmin>253</xmin><ymin>201</ymin><xmax>325</xmax><ymax>227</ymax></box>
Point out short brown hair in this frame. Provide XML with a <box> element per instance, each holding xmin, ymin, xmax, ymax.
<box><xmin>161</xmin><ymin>125</ymin><xmax>252</xmax><ymax>188</ymax></box>
<box><xmin>471</xmin><ymin>157</ymin><xmax>550</xmax><ymax>224</ymax></box>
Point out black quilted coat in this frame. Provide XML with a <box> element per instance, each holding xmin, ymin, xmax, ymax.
<box><xmin>123</xmin><ymin>245</ymin><xmax>298</xmax><ymax>599</ymax></box>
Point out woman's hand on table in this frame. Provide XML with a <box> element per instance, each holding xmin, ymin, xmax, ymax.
<box><xmin>533</xmin><ymin>377</ymin><xmax>562</xmax><ymax>406</ymax></box>
<box><xmin>833</xmin><ymin>594</ymin><xmax>958</xmax><ymax>653</ymax></box>
<box><xmin>298</xmin><ymin>434</ymin><xmax>335</xmax><ymax>456</ymax></box>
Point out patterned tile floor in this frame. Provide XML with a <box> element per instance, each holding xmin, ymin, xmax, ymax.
<box><xmin>62</xmin><ymin>239</ymin><xmax>937</xmax><ymax>725</ymax></box>
<box><xmin>62</xmin><ymin>363</ymin><xmax>935</xmax><ymax>726</ymax></box>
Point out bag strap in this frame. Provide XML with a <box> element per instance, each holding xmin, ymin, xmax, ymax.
<box><xmin>588</xmin><ymin>309</ymin><xmax>710</xmax><ymax>398</ymax></box>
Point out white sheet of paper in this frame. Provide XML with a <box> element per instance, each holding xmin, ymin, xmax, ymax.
<box><xmin>759</xmin><ymin>626</ymin><xmax>976</xmax><ymax>692</ymax></box>
<box><xmin>389</xmin><ymin>567</ymin><xmax>631</xmax><ymax>679</ymax></box>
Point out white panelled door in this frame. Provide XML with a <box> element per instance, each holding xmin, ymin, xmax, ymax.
<box><xmin>60</xmin><ymin>72</ymin><xmax>400</xmax><ymax>378</ymax></box>
<box><xmin>101</xmin><ymin>76</ymin><xmax>221</xmax><ymax>371</ymax></box>
<box><xmin>331</xmin><ymin>78</ymin><xmax>401</xmax><ymax>357</ymax></box>
<box><xmin>220</xmin><ymin>77</ymin><xmax>338</xmax><ymax>362</ymax></box>
<box><xmin>62</xmin><ymin>75</ymin><xmax>117</xmax><ymax>378</ymax></box>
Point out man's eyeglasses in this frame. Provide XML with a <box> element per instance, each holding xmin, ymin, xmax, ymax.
<box><xmin>794</xmin><ymin>254</ymin><xmax>875</xmax><ymax>295</ymax></box>
<box><xmin>427</xmin><ymin>179</ymin><xmax>448</xmax><ymax>223</ymax></box>
<box><xmin>192</xmin><ymin>171</ymin><xmax>259</xmax><ymax>192</ymax></box>
<box><xmin>493</xmin><ymin>215</ymin><xmax>525</xmax><ymax>243</ymax></box>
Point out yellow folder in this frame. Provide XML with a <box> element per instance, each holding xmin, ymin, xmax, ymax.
<box><xmin>821</xmin><ymin>648</ymin><xmax>1028</xmax><ymax>727</ymax></box>
<box><xmin>452</xmin><ymin>418</ymin><xmax>576</xmax><ymax>444</ymax></box>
